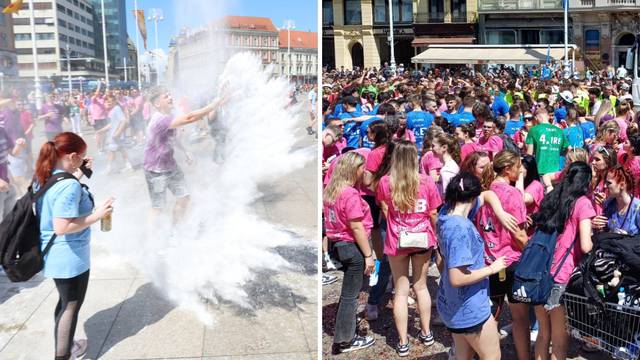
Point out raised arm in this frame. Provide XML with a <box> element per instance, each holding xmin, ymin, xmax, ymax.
<box><xmin>170</xmin><ymin>95</ymin><xmax>226</xmax><ymax>129</ymax></box>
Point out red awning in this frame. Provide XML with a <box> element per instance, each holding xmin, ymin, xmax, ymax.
<box><xmin>411</xmin><ymin>37</ymin><xmax>475</xmax><ymax>47</ymax></box>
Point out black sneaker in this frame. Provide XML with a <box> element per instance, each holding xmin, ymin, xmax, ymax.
<box><xmin>306</xmin><ymin>126</ymin><xmax>315</xmax><ymax>135</ymax></box>
<box><xmin>418</xmin><ymin>330</ymin><xmax>435</xmax><ymax>346</ymax></box>
<box><xmin>396</xmin><ymin>342</ymin><xmax>410</xmax><ymax>357</ymax></box>
<box><xmin>338</xmin><ymin>335</ymin><xmax>375</xmax><ymax>353</ymax></box>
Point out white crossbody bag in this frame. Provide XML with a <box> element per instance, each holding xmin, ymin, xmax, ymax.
<box><xmin>398</xmin><ymin>231</ymin><xmax>430</xmax><ymax>249</ymax></box>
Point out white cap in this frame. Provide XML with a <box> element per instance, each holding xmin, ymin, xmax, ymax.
<box><xmin>620</xmin><ymin>94</ymin><xmax>633</xmax><ymax>101</ymax></box>
<box><xmin>560</xmin><ymin>90</ymin><xmax>573</xmax><ymax>103</ymax></box>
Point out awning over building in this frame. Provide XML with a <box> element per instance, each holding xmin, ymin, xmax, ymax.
<box><xmin>411</xmin><ymin>37</ymin><xmax>475</xmax><ymax>46</ymax></box>
<box><xmin>411</xmin><ymin>45</ymin><xmax>578</xmax><ymax>65</ymax></box>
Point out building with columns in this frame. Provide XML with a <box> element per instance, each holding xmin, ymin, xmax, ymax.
<box><xmin>322</xmin><ymin>0</ymin><xmax>478</xmax><ymax>70</ymax></box>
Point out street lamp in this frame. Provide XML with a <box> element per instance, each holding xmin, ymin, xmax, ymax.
<box><xmin>283</xmin><ymin>20</ymin><xmax>295</xmax><ymax>79</ymax></box>
<box><xmin>388</xmin><ymin>0</ymin><xmax>396</xmax><ymax>76</ymax></box>
<box><xmin>149</xmin><ymin>8</ymin><xmax>164</xmax><ymax>86</ymax></box>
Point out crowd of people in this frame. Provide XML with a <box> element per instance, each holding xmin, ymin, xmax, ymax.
<box><xmin>0</xmin><ymin>82</ymin><xmax>231</xmax><ymax>359</ymax></box>
<box><xmin>321</xmin><ymin>64</ymin><xmax>640</xmax><ymax>359</ymax></box>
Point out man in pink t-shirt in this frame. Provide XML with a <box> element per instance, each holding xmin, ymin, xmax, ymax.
<box><xmin>476</xmin><ymin>119</ymin><xmax>504</xmax><ymax>158</ymax></box>
<box><xmin>88</xmin><ymin>82</ymin><xmax>108</xmax><ymax>152</ymax></box>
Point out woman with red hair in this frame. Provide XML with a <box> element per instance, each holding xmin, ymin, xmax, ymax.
<box><xmin>34</xmin><ymin>132</ymin><xmax>113</xmax><ymax>360</ymax></box>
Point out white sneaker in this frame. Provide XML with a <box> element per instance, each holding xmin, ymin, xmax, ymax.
<box><xmin>530</xmin><ymin>329</ymin><xmax>538</xmax><ymax>342</ymax></box>
<box><xmin>324</xmin><ymin>256</ymin><xmax>337</xmax><ymax>271</ymax></box>
<box><xmin>366</xmin><ymin>304</ymin><xmax>379</xmax><ymax>321</ymax></box>
<box><xmin>499</xmin><ymin>324</ymin><xmax>512</xmax><ymax>339</ymax></box>
<box><xmin>123</xmin><ymin>163</ymin><xmax>134</xmax><ymax>172</ymax></box>
<box><xmin>70</xmin><ymin>339</ymin><xmax>87</xmax><ymax>359</ymax></box>
<box><xmin>407</xmin><ymin>296</ymin><xmax>416</xmax><ymax>305</ymax></box>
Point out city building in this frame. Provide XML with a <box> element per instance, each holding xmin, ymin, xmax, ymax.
<box><xmin>91</xmin><ymin>0</ymin><xmax>127</xmax><ymax>79</ymax></box>
<box><xmin>13</xmin><ymin>0</ymin><xmax>105</xmax><ymax>87</ymax></box>
<box><xmin>322</xmin><ymin>0</ymin><xmax>477</xmax><ymax>70</ymax></box>
<box><xmin>276</xmin><ymin>29</ymin><xmax>318</xmax><ymax>82</ymax></box>
<box><xmin>0</xmin><ymin>0</ymin><xmax>18</xmax><ymax>85</ymax></box>
<box><xmin>477</xmin><ymin>0</ymin><xmax>640</xmax><ymax>68</ymax></box>
<box><xmin>166</xmin><ymin>16</ymin><xmax>281</xmax><ymax>92</ymax></box>
<box><xmin>124</xmin><ymin>36</ymin><xmax>137</xmax><ymax>82</ymax></box>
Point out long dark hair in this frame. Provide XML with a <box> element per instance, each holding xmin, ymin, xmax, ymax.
<box><xmin>532</xmin><ymin>161</ymin><xmax>592</xmax><ymax>233</ymax></box>
<box><xmin>522</xmin><ymin>154</ymin><xmax>539</xmax><ymax>188</ymax></box>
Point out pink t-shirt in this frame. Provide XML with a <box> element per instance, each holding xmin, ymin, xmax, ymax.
<box><xmin>420</xmin><ymin>151</ymin><xmax>443</xmax><ymax>176</ymax></box>
<box><xmin>366</xmin><ymin>144</ymin><xmax>387</xmax><ymax>174</ymax></box>
<box><xmin>376</xmin><ymin>174</ymin><xmax>442</xmax><ymax>256</ymax></box>
<box><xmin>476</xmin><ymin>135</ymin><xmax>504</xmax><ymax>158</ymax></box>
<box><xmin>525</xmin><ymin>180</ymin><xmax>545</xmax><ymax>215</ymax></box>
<box><xmin>623</xmin><ymin>156</ymin><xmax>640</xmax><ymax>197</ymax></box>
<box><xmin>460</xmin><ymin>142</ymin><xmax>480</xmax><ymax>162</ymax></box>
<box><xmin>477</xmin><ymin>182</ymin><xmax>527</xmax><ymax>266</ymax></box>
<box><xmin>89</xmin><ymin>95</ymin><xmax>107</xmax><ymax>121</ymax></box>
<box><xmin>393</xmin><ymin>129</ymin><xmax>415</xmax><ymax>144</ymax></box>
<box><xmin>323</xmin><ymin>148</ymin><xmax>372</xmax><ymax>197</ymax></box>
<box><xmin>551</xmin><ymin>196</ymin><xmax>596</xmax><ymax>284</ymax></box>
<box><xmin>323</xmin><ymin>186</ymin><xmax>373</xmax><ymax>243</ymax></box>
<box><xmin>590</xmin><ymin>179</ymin><xmax>608</xmax><ymax>216</ymax></box>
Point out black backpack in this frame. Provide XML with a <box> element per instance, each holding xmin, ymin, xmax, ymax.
<box><xmin>0</xmin><ymin>172</ymin><xmax>77</xmax><ymax>282</ymax></box>
<box><xmin>499</xmin><ymin>134</ymin><xmax>521</xmax><ymax>155</ymax></box>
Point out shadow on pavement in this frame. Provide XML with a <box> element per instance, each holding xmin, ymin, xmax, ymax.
<box><xmin>83</xmin><ymin>283</ymin><xmax>174</xmax><ymax>359</ymax></box>
<box><xmin>0</xmin><ymin>275</ymin><xmax>44</xmax><ymax>306</ymax></box>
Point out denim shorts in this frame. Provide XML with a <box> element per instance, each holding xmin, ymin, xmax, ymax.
<box><xmin>544</xmin><ymin>283</ymin><xmax>567</xmax><ymax>311</ymax></box>
<box><xmin>144</xmin><ymin>168</ymin><xmax>189</xmax><ymax>208</ymax></box>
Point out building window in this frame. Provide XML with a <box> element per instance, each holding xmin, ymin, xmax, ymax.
<box><xmin>585</xmin><ymin>29</ymin><xmax>600</xmax><ymax>51</ymax></box>
<box><xmin>486</xmin><ymin>30</ymin><xmax>516</xmax><ymax>44</ymax></box>
<box><xmin>322</xmin><ymin>0</ymin><xmax>333</xmax><ymax>25</ymax></box>
<box><xmin>429</xmin><ymin>0</ymin><xmax>444</xmax><ymax>22</ymax></box>
<box><xmin>15</xmin><ymin>33</ymin><xmax>31</xmax><ymax>41</ymax></box>
<box><xmin>540</xmin><ymin>30</ymin><xmax>563</xmax><ymax>45</ymax></box>
<box><xmin>374</xmin><ymin>0</ymin><xmax>413</xmax><ymax>24</ymax></box>
<box><xmin>344</xmin><ymin>0</ymin><xmax>362</xmax><ymax>25</ymax></box>
<box><xmin>450</xmin><ymin>0</ymin><xmax>466</xmax><ymax>22</ymax></box>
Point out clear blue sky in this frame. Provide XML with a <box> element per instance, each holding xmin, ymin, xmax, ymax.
<box><xmin>124</xmin><ymin>0</ymin><xmax>318</xmax><ymax>53</ymax></box>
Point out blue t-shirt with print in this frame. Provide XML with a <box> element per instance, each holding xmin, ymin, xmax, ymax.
<box><xmin>332</xmin><ymin>102</ymin><xmax>362</xmax><ymax>119</ymax></box>
<box><xmin>36</xmin><ymin>172</ymin><xmax>94</xmax><ymax>278</ymax></box>
<box><xmin>436</xmin><ymin>206</ymin><xmax>491</xmax><ymax>329</ymax></box>
<box><xmin>580</xmin><ymin>120</ymin><xmax>596</xmax><ymax>142</ymax></box>
<box><xmin>407</xmin><ymin>110</ymin><xmax>434</xmax><ymax>155</ymax></box>
<box><xmin>504</xmin><ymin>120</ymin><xmax>524</xmax><ymax>137</ymax></box>
<box><xmin>339</xmin><ymin>111</ymin><xmax>364</xmax><ymax>148</ymax></box>
<box><xmin>359</xmin><ymin>116</ymin><xmax>381</xmax><ymax>149</ymax></box>
<box><xmin>450</xmin><ymin>111</ymin><xmax>475</xmax><ymax>127</ymax></box>
<box><xmin>603</xmin><ymin>197</ymin><xmax>640</xmax><ymax>235</ymax></box>
<box><xmin>564</xmin><ymin>125</ymin><xmax>585</xmax><ymax>148</ymax></box>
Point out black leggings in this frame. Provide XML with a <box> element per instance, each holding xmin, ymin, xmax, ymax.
<box><xmin>53</xmin><ymin>270</ymin><xmax>90</xmax><ymax>360</ymax></box>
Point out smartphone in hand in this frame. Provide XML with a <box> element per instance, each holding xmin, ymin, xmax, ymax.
<box><xmin>80</xmin><ymin>159</ymin><xmax>93</xmax><ymax>179</ymax></box>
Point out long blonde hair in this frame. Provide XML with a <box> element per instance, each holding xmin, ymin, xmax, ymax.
<box><xmin>390</xmin><ymin>140</ymin><xmax>420</xmax><ymax>213</ymax></box>
<box><xmin>323</xmin><ymin>152</ymin><xmax>365</xmax><ymax>204</ymax></box>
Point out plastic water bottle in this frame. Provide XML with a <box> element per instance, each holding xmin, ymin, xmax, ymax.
<box><xmin>617</xmin><ymin>287</ymin><xmax>626</xmax><ymax>310</ymax></box>
<box><xmin>369</xmin><ymin>259</ymin><xmax>380</xmax><ymax>286</ymax></box>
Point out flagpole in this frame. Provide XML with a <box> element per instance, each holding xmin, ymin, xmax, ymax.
<box><xmin>564</xmin><ymin>0</ymin><xmax>569</xmax><ymax>78</ymax></box>
<box><xmin>134</xmin><ymin>0</ymin><xmax>141</xmax><ymax>90</ymax></box>
<box><xmin>101</xmin><ymin>0</ymin><xmax>109</xmax><ymax>87</ymax></box>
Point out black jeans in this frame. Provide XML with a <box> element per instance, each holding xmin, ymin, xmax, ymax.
<box><xmin>332</xmin><ymin>241</ymin><xmax>365</xmax><ymax>344</ymax></box>
<box><xmin>53</xmin><ymin>270</ymin><xmax>90</xmax><ymax>360</ymax></box>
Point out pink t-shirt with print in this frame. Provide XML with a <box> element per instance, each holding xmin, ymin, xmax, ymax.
<box><xmin>551</xmin><ymin>196</ymin><xmax>596</xmax><ymax>284</ymax></box>
<box><xmin>621</xmin><ymin>155</ymin><xmax>640</xmax><ymax>197</ymax></box>
<box><xmin>323</xmin><ymin>186</ymin><xmax>373</xmax><ymax>243</ymax></box>
<box><xmin>376</xmin><ymin>174</ymin><xmax>442</xmax><ymax>256</ymax></box>
<box><xmin>420</xmin><ymin>151</ymin><xmax>443</xmax><ymax>176</ymax></box>
<box><xmin>393</xmin><ymin>129</ymin><xmax>416</xmax><ymax>144</ymax></box>
<box><xmin>477</xmin><ymin>181</ymin><xmax>527</xmax><ymax>266</ymax></box>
